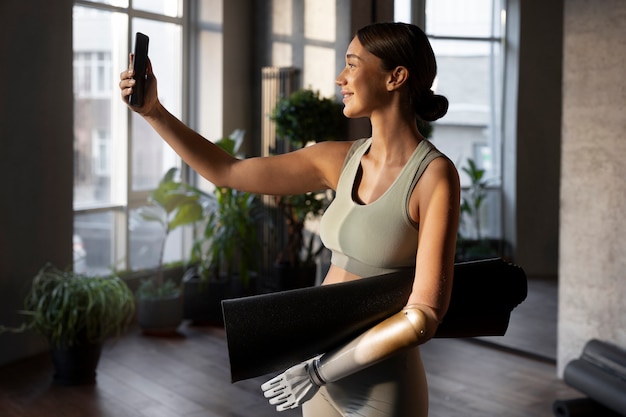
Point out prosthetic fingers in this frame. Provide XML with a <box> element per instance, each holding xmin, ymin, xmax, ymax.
<box><xmin>261</xmin><ymin>355</ymin><xmax>323</xmax><ymax>411</ymax></box>
<box><xmin>261</xmin><ymin>305</ymin><xmax>437</xmax><ymax>412</ymax></box>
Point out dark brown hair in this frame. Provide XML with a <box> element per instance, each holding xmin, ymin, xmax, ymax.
<box><xmin>357</xmin><ymin>22</ymin><xmax>448</xmax><ymax>122</ymax></box>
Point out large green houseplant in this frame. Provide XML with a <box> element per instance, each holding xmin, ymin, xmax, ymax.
<box><xmin>0</xmin><ymin>264</ymin><xmax>135</xmax><ymax>385</ymax></box>
<box><xmin>270</xmin><ymin>89</ymin><xmax>345</xmax><ymax>288</ymax></box>
<box><xmin>134</xmin><ymin>167</ymin><xmax>204</xmax><ymax>333</ymax></box>
<box><xmin>183</xmin><ymin>131</ymin><xmax>262</xmax><ymax>324</ymax></box>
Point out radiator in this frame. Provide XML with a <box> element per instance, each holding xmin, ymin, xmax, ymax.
<box><xmin>260</xmin><ymin>67</ymin><xmax>299</xmax><ymax>276</ymax></box>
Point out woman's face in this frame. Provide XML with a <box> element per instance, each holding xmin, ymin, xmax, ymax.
<box><xmin>336</xmin><ymin>37</ymin><xmax>391</xmax><ymax>119</ymax></box>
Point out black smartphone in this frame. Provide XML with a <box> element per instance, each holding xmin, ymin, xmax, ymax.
<box><xmin>129</xmin><ymin>32</ymin><xmax>149</xmax><ymax>107</ymax></box>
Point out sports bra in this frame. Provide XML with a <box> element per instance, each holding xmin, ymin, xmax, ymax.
<box><xmin>319</xmin><ymin>138</ymin><xmax>445</xmax><ymax>277</ymax></box>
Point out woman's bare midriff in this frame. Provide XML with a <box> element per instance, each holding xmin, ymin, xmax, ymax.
<box><xmin>321</xmin><ymin>264</ymin><xmax>363</xmax><ymax>286</ymax></box>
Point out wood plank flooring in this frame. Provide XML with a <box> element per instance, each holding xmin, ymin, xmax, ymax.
<box><xmin>0</xmin><ymin>277</ymin><xmax>583</xmax><ymax>417</ymax></box>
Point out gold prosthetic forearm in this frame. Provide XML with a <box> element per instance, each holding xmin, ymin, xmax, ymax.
<box><xmin>307</xmin><ymin>305</ymin><xmax>439</xmax><ymax>385</ymax></box>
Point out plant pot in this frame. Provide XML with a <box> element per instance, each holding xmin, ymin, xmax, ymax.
<box><xmin>137</xmin><ymin>293</ymin><xmax>183</xmax><ymax>335</ymax></box>
<box><xmin>183</xmin><ymin>273</ymin><xmax>230</xmax><ymax>326</ymax></box>
<box><xmin>455</xmin><ymin>238</ymin><xmax>504</xmax><ymax>262</ymax></box>
<box><xmin>50</xmin><ymin>342</ymin><xmax>102</xmax><ymax>386</ymax></box>
<box><xmin>273</xmin><ymin>263</ymin><xmax>317</xmax><ymax>291</ymax></box>
<box><xmin>122</xmin><ymin>263</ymin><xmax>186</xmax><ymax>293</ymax></box>
<box><xmin>183</xmin><ymin>267</ymin><xmax>259</xmax><ymax>326</ymax></box>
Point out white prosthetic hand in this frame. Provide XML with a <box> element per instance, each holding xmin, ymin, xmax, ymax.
<box><xmin>261</xmin><ymin>305</ymin><xmax>439</xmax><ymax>412</ymax></box>
<box><xmin>261</xmin><ymin>355</ymin><xmax>324</xmax><ymax>412</ymax></box>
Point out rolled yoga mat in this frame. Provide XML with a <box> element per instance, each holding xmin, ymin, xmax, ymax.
<box><xmin>552</xmin><ymin>398</ymin><xmax>622</xmax><ymax>417</ymax></box>
<box><xmin>580</xmin><ymin>339</ymin><xmax>626</xmax><ymax>380</ymax></box>
<box><xmin>563</xmin><ymin>358</ymin><xmax>626</xmax><ymax>416</ymax></box>
<box><xmin>436</xmin><ymin>257</ymin><xmax>527</xmax><ymax>337</ymax></box>
<box><xmin>222</xmin><ymin>257</ymin><xmax>527</xmax><ymax>382</ymax></box>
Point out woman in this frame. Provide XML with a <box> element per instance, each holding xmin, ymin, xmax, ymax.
<box><xmin>120</xmin><ymin>22</ymin><xmax>459</xmax><ymax>417</ymax></box>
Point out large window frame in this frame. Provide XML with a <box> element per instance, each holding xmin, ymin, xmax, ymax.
<box><xmin>397</xmin><ymin>0</ymin><xmax>506</xmax><ymax>243</ymax></box>
<box><xmin>72</xmin><ymin>0</ymin><xmax>191</xmax><ymax>275</ymax></box>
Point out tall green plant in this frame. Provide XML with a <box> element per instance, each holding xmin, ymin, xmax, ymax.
<box><xmin>272</xmin><ymin>89</ymin><xmax>345</xmax><ymax>148</ymax></box>
<box><xmin>0</xmin><ymin>264</ymin><xmax>135</xmax><ymax>348</ymax></box>
<box><xmin>190</xmin><ymin>133</ymin><xmax>261</xmax><ymax>287</ymax></box>
<box><xmin>275</xmin><ymin>192</ymin><xmax>326</xmax><ymax>267</ymax></box>
<box><xmin>136</xmin><ymin>167</ymin><xmax>204</xmax><ymax>297</ymax></box>
<box><xmin>271</xmin><ymin>89</ymin><xmax>344</xmax><ymax>268</ymax></box>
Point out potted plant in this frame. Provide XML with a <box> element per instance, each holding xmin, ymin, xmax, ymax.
<box><xmin>183</xmin><ymin>131</ymin><xmax>263</xmax><ymax>324</ymax></box>
<box><xmin>456</xmin><ymin>158</ymin><xmax>500</xmax><ymax>261</ymax></box>
<box><xmin>270</xmin><ymin>88</ymin><xmax>345</xmax><ymax>289</ymax></box>
<box><xmin>134</xmin><ymin>167</ymin><xmax>204</xmax><ymax>334</ymax></box>
<box><xmin>0</xmin><ymin>264</ymin><xmax>135</xmax><ymax>385</ymax></box>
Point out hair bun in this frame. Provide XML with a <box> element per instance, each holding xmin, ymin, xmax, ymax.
<box><xmin>416</xmin><ymin>93</ymin><xmax>448</xmax><ymax>122</ymax></box>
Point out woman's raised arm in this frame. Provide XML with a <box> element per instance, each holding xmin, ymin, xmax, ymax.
<box><xmin>119</xmin><ymin>56</ymin><xmax>348</xmax><ymax>195</ymax></box>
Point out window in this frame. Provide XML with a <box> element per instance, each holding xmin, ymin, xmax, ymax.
<box><xmin>397</xmin><ymin>0</ymin><xmax>505</xmax><ymax>241</ymax></box>
<box><xmin>73</xmin><ymin>0</ymin><xmax>185</xmax><ymax>275</ymax></box>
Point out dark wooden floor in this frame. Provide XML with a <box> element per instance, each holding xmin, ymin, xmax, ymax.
<box><xmin>0</xmin><ymin>277</ymin><xmax>582</xmax><ymax>417</ymax></box>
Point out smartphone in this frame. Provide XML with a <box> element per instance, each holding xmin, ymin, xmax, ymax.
<box><xmin>129</xmin><ymin>32</ymin><xmax>149</xmax><ymax>107</ymax></box>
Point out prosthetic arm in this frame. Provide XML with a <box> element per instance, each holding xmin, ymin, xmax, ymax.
<box><xmin>261</xmin><ymin>304</ymin><xmax>439</xmax><ymax>412</ymax></box>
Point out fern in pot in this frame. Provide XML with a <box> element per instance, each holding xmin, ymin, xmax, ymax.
<box><xmin>0</xmin><ymin>264</ymin><xmax>135</xmax><ymax>385</ymax></box>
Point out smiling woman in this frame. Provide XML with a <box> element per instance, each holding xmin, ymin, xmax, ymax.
<box><xmin>119</xmin><ymin>20</ymin><xmax>459</xmax><ymax>417</ymax></box>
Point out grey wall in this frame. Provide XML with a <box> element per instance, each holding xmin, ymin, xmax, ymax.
<box><xmin>558</xmin><ymin>0</ymin><xmax>626</xmax><ymax>375</ymax></box>
<box><xmin>0</xmin><ymin>0</ymin><xmax>74</xmax><ymax>365</ymax></box>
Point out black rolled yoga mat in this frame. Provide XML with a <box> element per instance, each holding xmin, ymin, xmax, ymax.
<box><xmin>580</xmin><ymin>339</ymin><xmax>626</xmax><ymax>380</ymax></box>
<box><xmin>222</xmin><ymin>258</ymin><xmax>527</xmax><ymax>382</ymax></box>
<box><xmin>435</xmin><ymin>257</ymin><xmax>527</xmax><ymax>338</ymax></box>
<box><xmin>563</xmin><ymin>359</ymin><xmax>626</xmax><ymax>415</ymax></box>
<box><xmin>552</xmin><ymin>398</ymin><xmax>622</xmax><ymax>417</ymax></box>
<box><xmin>223</xmin><ymin>269</ymin><xmax>414</xmax><ymax>382</ymax></box>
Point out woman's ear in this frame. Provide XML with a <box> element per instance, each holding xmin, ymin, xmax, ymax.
<box><xmin>386</xmin><ymin>66</ymin><xmax>409</xmax><ymax>91</ymax></box>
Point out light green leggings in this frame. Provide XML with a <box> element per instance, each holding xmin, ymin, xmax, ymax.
<box><xmin>302</xmin><ymin>347</ymin><xmax>428</xmax><ymax>417</ymax></box>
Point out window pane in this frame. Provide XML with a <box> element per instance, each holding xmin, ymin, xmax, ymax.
<box><xmin>73</xmin><ymin>6</ymin><xmax>128</xmax><ymax>208</ymax></box>
<box><xmin>394</xmin><ymin>0</ymin><xmax>411</xmax><ymax>23</ymax></box>
<box><xmin>131</xmin><ymin>18</ymin><xmax>182</xmax><ymax>191</ymax></box>
<box><xmin>426</xmin><ymin>0</ymin><xmax>498</xmax><ymax>38</ymax></box>
<box><xmin>430</xmin><ymin>38</ymin><xmax>502</xmax><ymax>187</ymax></box>
<box><xmin>198</xmin><ymin>30</ymin><xmax>223</xmax><ymax>141</ymax></box>
<box><xmin>81</xmin><ymin>0</ymin><xmax>128</xmax><ymax>6</ymax></box>
<box><xmin>74</xmin><ymin>211</ymin><xmax>115</xmax><ymax>275</ymax></box>
<box><xmin>133</xmin><ymin>0</ymin><xmax>182</xmax><ymax>18</ymax></box>
<box><xmin>199</xmin><ymin>0</ymin><xmax>223</xmax><ymax>24</ymax></box>
<box><xmin>304</xmin><ymin>0</ymin><xmax>336</xmax><ymax>42</ymax></box>
<box><xmin>431</xmin><ymin>39</ymin><xmax>494</xmax><ymax>126</ymax></box>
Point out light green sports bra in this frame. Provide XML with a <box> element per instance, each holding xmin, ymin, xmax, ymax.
<box><xmin>319</xmin><ymin>138</ymin><xmax>445</xmax><ymax>277</ymax></box>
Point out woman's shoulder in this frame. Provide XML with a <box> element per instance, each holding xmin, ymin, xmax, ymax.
<box><xmin>310</xmin><ymin>139</ymin><xmax>362</xmax><ymax>160</ymax></box>
<box><xmin>416</xmin><ymin>153</ymin><xmax>460</xmax><ymax>194</ymax></box>
<box><xmin>315</xmin><ymin>138</ymin><xmax>366</xmax><ymax>150</ymax></box>
<box><xmin>305</xmin><ymin>140</ymin><xmax>363</xmax><ymax>189</ymax></box>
